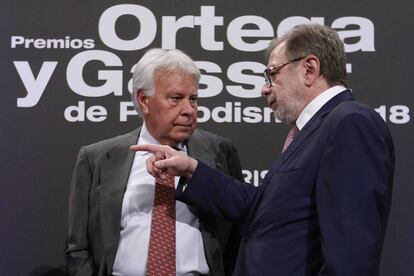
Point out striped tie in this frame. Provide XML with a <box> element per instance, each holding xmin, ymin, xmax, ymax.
<box><xmin>282</xmin><ymin>125</ymin><xmax>299</xmax><ymax>152</ymax></box>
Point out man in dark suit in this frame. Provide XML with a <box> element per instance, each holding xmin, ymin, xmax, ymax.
<box><xmin>133</xmin><ymin>24</ymin><xmax>395</xmax><ymax>275</ymax></box>
<box><xmin>66</xmin><ymin>48</ymin><xmax>244</xmax><ymax>276</ymax></box>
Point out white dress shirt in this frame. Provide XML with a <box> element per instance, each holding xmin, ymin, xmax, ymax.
<box><xmin>112</xmin><ymin>123</ymin><xmax>209</xmax><ymax>276</ymax></box>
<box><xmin>296</xmin><ymin>85</ymin><xmax>348</xmax><ymax>130</ymax></box>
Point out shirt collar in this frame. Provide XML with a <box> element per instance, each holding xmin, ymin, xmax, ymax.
<box><xmin>296</xmin><ymin>85</ymin><xmax>348</xmax><ymax>130</ymax></box>
<box><xmin>136</xmin><ymin>122</ymin><xmax>187</xmax><ymax>156</ymax></box>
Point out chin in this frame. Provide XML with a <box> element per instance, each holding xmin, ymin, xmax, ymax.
<box><xmin>172</xmin><ymin>131</ymin><xmax>193</xmax><ymax>142</ymax></box>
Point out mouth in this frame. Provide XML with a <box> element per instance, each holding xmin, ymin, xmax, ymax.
<box><xmin>173</xmin><ymin>123</ymin><xmax>194</xmax><ymax>128</ymax></box>
<box><xmin>268</xmin><ymin>98</ymin><xmax>277</xmax><ymax>109</ymax></box>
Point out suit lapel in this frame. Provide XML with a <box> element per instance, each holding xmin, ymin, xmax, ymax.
<box><xmin>186</xmin><ymin>130</ymin><xmax>215</xmax><ymax>166</ymax></box>
<box><xmin>99</xmin><ymin>128</ymin><xmax>140</xmax><ymax>271</ymax></box>
<box><xmin>242</xmin><ymin>90</ymin><xmax>353</xmax><ymax>234</ymax></box>
<box><xmin>281</xmin><ymin>90</ymin><xmax>354</xmax><ymax>162</ymax></box>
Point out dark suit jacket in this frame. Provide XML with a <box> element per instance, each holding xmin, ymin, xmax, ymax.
<box><xmin>177</xmin><ymin>90</ymin><xmax>395</xmax><ymax>275</ymax></box>
<box><xmin>66</xmin><ymin>127</ymin><xmax>244</xmax><ymax>276</ymax></box>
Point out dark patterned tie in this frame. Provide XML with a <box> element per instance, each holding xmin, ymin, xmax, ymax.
<box><xmin>147</xmin><ymin>172</ymin><xmax>176</xmax><ymax>276</ymax></box>
<box><xmin>282</xmin><ymin>125</ymin><xmax>299</xmax><ymax>152</ymax></box>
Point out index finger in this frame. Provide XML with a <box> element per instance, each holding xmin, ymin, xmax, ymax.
<box><xmin>130</xmin><ymin>144</ymin><xmax>165</xmax><ymax>153</ymax></box>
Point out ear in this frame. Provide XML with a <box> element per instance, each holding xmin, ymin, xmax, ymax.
<box><xmin>302</xmin><ymin>55</ymin><xmax>320</xmax><ymax>87</ymax></box>
<box><xmin>136</xmin><ymin>89</ymin><xmax>150</xmax><ymax>115</ymax></box>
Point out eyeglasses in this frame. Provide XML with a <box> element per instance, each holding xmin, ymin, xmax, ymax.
<box><xmin>263</xmin><ymin>56</ymin><xmax>306</xmax><ymax>86</ymax></box>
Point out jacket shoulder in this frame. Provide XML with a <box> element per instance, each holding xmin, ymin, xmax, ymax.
<box><xmin>328</xmin><ymin>100</ymin><xmax>385</xmax><ymax>126</ymax></box>
<box><xmin>81</xmin><ymin>128</ymin><xmax>140</xmax><ymax>158</ymax></box>
<box><xmin>192</xmin><ymin>128</ymin><xmax>231</xmax><ymax>144</ymax></box>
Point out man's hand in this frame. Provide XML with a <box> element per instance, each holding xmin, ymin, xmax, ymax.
<box><xmin>130</xmin><ymin>144</ymin><xmax>198</xmax><ymax>179</ymax></box>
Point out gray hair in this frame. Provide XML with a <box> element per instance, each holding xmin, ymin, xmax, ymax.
<box><xmin>131</xmin><ymin>48</ymin><xmax>200</xmax><ymax>117</ymax></box>
<box><xmin>266</xmin><ymin>24</ymin><xmax>348</xmax><ymax>87</ymax></box>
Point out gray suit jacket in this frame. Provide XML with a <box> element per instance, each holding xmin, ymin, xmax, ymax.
<box><xmin>66</xmin><ymin>127</ymin><xmax>244</xmax><ymax>276</ymax></box>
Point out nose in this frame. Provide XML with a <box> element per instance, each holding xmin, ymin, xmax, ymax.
<box><xmin>261</xmin><ymin>84</ymin><xmax>272</xmax><ymax>97</ymax></box>
<box><xmin>181</xmin><ymin>99</ymin><xmax>195</xmax><ymax>115</ymax></box>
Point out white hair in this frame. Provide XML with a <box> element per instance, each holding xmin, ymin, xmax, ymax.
<box><xmin>131</xmin><ymin>48</ymin><xmax>200</xmax><ymax>117</ymax></box>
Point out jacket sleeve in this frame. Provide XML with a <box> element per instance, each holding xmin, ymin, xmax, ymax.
<box><xmin>177</xmin><ymin>141</ymin><xmax>257</xmax><ymax>222</ymax></box>
<box><xmin>65</xmin><ymin>147</ymin><xmax>95</xmax><ymax>276</ymax></box>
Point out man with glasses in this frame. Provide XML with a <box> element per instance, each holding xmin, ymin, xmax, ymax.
<box><xmin>133</xmin><ymin>24</ymin><xmax>395</xmax><ymax>275</ymax></box>
<box><xmin>66</xmin><ymin>48</ymin><xmax>244</xmax><ymax>276</ymax></box>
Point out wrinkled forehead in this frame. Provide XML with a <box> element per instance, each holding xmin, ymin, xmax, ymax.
<box><xmin>153</xmin><ymin>69</ymin><xmax>198</xmax><ymax>95</ymax></box>
<box><xmin>154</xmin><ymin>68</ymin><xmax>198</xmax><ymax>83</ymax></box>
<box><xmin>267</xmin><ymin>42</ymin><xmax>288</xmax><ymax>66</ymax></box>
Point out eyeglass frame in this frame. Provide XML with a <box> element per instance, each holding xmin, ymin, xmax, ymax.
<box><xmin>263</xmin><ymin>56</ymin><xmax>307</xmax><ymax>86</ymax></box>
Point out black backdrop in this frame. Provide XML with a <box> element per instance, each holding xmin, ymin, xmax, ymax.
<box><xmin>1</xmin><ymin>1</ymin><xmax>413</xmax><ymax>275</ymax></box>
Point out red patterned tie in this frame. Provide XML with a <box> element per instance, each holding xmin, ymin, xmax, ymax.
<box><xmin>282</xmin><ymin>125</ymin><xmax>299</xmax><ymax>152</ymax></box>
<box><xmin>147</xmin><ymin>172</ymin><xmax>176</xmax><ymax>276</ymax></box>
